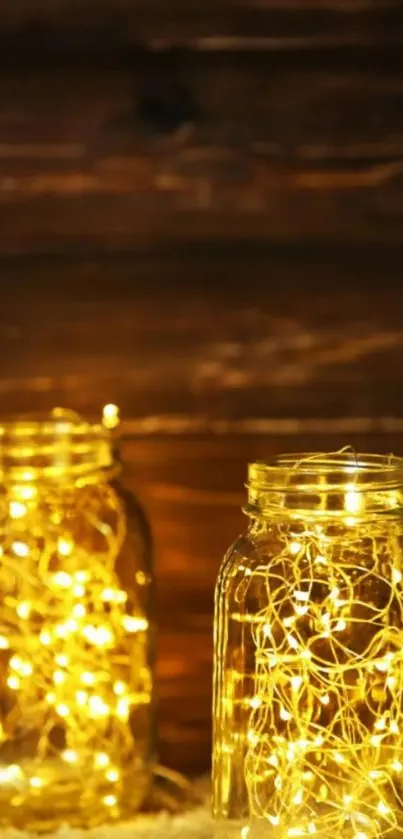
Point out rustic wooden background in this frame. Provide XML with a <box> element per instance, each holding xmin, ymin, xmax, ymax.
<box><xmin>1</xmin><ymin>0</ymin><xmax>403</xmax><ymax>777</ymax></box>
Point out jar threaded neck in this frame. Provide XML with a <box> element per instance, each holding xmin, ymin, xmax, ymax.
<box><xmin>246</xmin><ymin>451</ymin><xmax>403</xmax><ymax>517</ymax></box>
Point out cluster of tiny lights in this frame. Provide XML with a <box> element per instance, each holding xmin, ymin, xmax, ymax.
<box><xmin>217</xmin><ymin>479</ymin><xmax>403</xmax><ymax>839</ymax></box>
<box><xmin>0</xmin><ymin>472</ymin><xmax>151</xmax><ymax>826</ymax></box>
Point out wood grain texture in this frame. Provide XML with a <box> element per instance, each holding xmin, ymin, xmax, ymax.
<box><xmin>1</xmin><ymin>250</ymin><xmax>403</xmax><ymax>425</ymax></box>
<box><xmin>1</xmin><ymin>54</ymin><xmax>403</xmax><ymax>250</ymax></box>
<box><xmin>0</xmin><ymin>1</ymin><xmax>402</xmax><ymax>49</ymax></box>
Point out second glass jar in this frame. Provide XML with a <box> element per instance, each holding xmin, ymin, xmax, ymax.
<box><xmin>0</xmin><ymin>411</ymin><xmax>154</xmax><ymax>831</ymax></box>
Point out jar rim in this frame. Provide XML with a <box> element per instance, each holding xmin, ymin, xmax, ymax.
<box><xmin>0</xmin><ymin>409</ymin><xmax>114</xmax><ymax>482</ymax></box>
<box><xmin>247</xmin><ymin>451</ymin><xmax>403</xmax><ymax>510</ymax></box>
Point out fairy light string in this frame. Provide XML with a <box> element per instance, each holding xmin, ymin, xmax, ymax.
<box><xmin>216</xmin><ymin>455</ymin><xmax>403</xmax><ymax>839</ymax></box>
<box><xmin>0</xmin><ymin>413</ymin><xmax>151</xmax><ymax>828</ymax></box>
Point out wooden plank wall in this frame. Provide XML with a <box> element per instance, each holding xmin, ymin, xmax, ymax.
<box><xmin>1</xmin><ymin>0</ymin><xmax>403</xmax><ymax>775</ymax></box>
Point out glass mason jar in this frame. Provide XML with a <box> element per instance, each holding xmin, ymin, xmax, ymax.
<box><xmin>0</xmin><ymin>410</ymin><xmax>155</xmax><ymax>831</ymax></box>
<box><xmin>213</xmin><ymin>452</ymin><xmax>403</xmax><ymax>839</ymax></box>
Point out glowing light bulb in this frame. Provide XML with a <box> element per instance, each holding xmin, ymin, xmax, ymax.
<box><xmin>7</xmin><ymin>675</ymin><xmax>20</xmax><ymax>690</ymax></box>
<box><xmin>94</xmin><ymin>753</ymin><xmax>110</xmax><ymax>769</ymax></box>
<box><xmin>16</xmin><ymin>601</ymin><xmax>31</xmax><ymax>619</ymax></box>
<box><xmin>295</xmin><ymin>605</ymin><xmax>308</xmax><ymax>617</ymax></box>
<box><xmin>247</xmin><ymin>729</ymin><xmax>259</xmax><ymax>746</ymax></box>
<box><xmin>64</xmin><ymin>618</ymin><xmax>78</xmax><ymax>633</ymax></box>
<box><xmin>334</xmin><ymin>619</ymin><xmax>346</xmax><ymax>632</ymax></box>
<box><xmin>289</xmin><ymin>542</ymin><xmax>302</xmax><ymax>555</ymax></box>
<box><xmin>94</xmin><ymin>752</ymin><xmax>110</xmax><ymax>769</ymax></box>
<box><xmin>294</xmin><ymin>591</ymin><xmax>309</xmax><ymax>603</ymax></box>
<box><xmin>62</xmin><ymin>750</ymin><xmax>78</xmax><ymax>764</ymax></box>
<box><xmin>53</xmin><ymin>670</ymin><xmax>66</xmax><ymax>685</ymax></box>
<box><xmin>53</xmin><ymin>572</ymin><xmax>73</xmax><ymax>589</ymax></box>
<box><xmin>29</xmin><ymin>776</ymin><xmax>43</xmax><ymax>788</ymax></box>
<box><xmin>53</xmin><ymin>572</ymin><xmax>73</xmax><ymax>588</ymax></box>
<box><xmin>10</xmin><ymin>656</ymin><xmax>32</xmax><ymax>677</ymax></box>
<box><xmin>0</xmin><ymin>765</ymin><xmax>23</xmax><ymax>784</ymax></box>
<box><xmin>73</xmin><ymin>603</ymin><xmax>86</xmax><ymax>618</ymax></box>
<box><xmin>58</xmin><ymin>538</ymin><xmax>73</xmax><ymax>557</ymax></box>
<box><xmin>9</xmin><ymin>501</ymin><xmax>27</xmax><ymax>519</ymax></box>
<box><xmin>0</xmin><ymin>636</ymin><xmax>9</xmax><ymax>650</ymax></box>
<box><xmin>103</xmin><ymin>794</ymin><xmax>117</xmax><ymax>807</ymax></box>
<box><xmin>345</xmin><ymin>488</ymin><xmax>363</xmax><ymax>515</ymax></box>
<box><xmin>122</xmin><ymin>616</ymin><xmax>148</xmax><ymax>633</ymax></box>
<box><xmin>268</xmin><ymin>816</ymin><xmax>280</xmax><ymax>827</ymax></box>
<box><xmin>106</xmin><ymin>768</ymin><xmax>119</xmax><ymax>783</ymax></box>
<box><xmin>12</xmin><ymin>541</ymin><xmax>29</xmax><ymax>558</ymax></box>
<box><xmin>88</xmin><ymin>696</ymin><xmax>109</xmax><ymax>718</ymax></box>
<box><xmin>284</xmin><ymin>616</ymin><xmax>296</xmax><ymax>627</ymax></box>
<box><xmin>40</xmin><ymin>630</ymin><xmax>52</xmax><ymax>645</ymax></box>
<box><xmin>56</xmin><ymin>704</ymin><xmax>70</xmax><ymax>718</ymax></box>
<box><xmin>80</xmin><ymin>671</ymin><xmax>96</xmax><ymax>686</ymax></box>
<box><xmin>102</xmin><ymin>403</ymin><xmax>120</xmax><ymax>430</ymax></box>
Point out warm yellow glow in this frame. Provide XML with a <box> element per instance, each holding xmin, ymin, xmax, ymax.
<box><xmin>58</xmin><ymin>538</ymin><xmax>73</xmax><ymax>557</ymax></box>
<box><xmin>53</xmin><ymin>571</ymin><xmax>73</xmax><ymax>588</ymax></box>
<box><xmin>103</xmin><ymin>794</ymin><xmax>117</xmax><ymax>808</ymax></box>
<box><xmin>12</xmin><ymin>541</ymin><xmax>29</xmax><ymax>558</ymax></box>
<box><xmin>29</xmin><ymin>776</ymin><xmax>44</xmax><ymax>789</ymax></box>
<box><xmin>102</xmin><ymin>404</ymin><xmax>120</xmax><ymax>430</ymax></box>
<box><xmin>106</xmin><ymin>768</ymin><xmax>119</xmax><ymax>782</ymax></box>
<box><xmin>0</xmin><ymin>443</ymin><xmax>152</xmax><ymax>830</ymax></box>
<box><xmin>80</xmin><ymin>671</ymin><xmax>96</xmax><ymax>686</ymax></box>
<box><xmin>16</xmin><ymin>601</ymin><xmax>31</xmax><ymax>620</ymax></box>
<box><xmin>121</xmin><ymin>615</ymin><xmax>148</xmax><ymax>633</ymax></box>
<box><xmin>62</xmin><ymin>750</ymin><xmax>78</xmax><ymax>764</ymax></box>
<box><xmin>214</xmin><ymin>456</ymin><xmax>403</xmax><ymax>839</ymax></box>
<box><xmin>9</xmin><ymin>501</ymin><xmax>27</xmax><ymax>519</ymax></box>
<box><xmin>94</xmin><ymin>752</ymin><xmax>110</xmax><ymax>768</ymax></box>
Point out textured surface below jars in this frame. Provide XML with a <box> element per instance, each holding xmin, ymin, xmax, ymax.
<box><xmin>0</xmin><ymin>478</ymin><xmax>152</xmax><ymax>831</ymax></box>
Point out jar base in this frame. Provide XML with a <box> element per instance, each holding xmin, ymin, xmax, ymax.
<box><xmin>0</xmin><ymin>767</ymin><xmax>152</xmax><ymax>833</ymax></box>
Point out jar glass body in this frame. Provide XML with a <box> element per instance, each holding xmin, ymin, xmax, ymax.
<box><xmin>213</xmin><ymin>453</ymin><xmax>403</xmax><ymax>839</ymax></box>
<box><xmin>0</xmin><ymin>415</ymin><xmax>155</xmax><ymax>831</ymax></box>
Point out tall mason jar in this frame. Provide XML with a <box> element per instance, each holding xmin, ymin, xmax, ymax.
<box><xmin>213</xmin><ymin>453</ymin><xmax>403</xmax><ymax>839</ymax></box>
<box><xmin>0</xmin><ymin>410</ymin><xmax>155</xmax><ymax>831</ymax></box>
